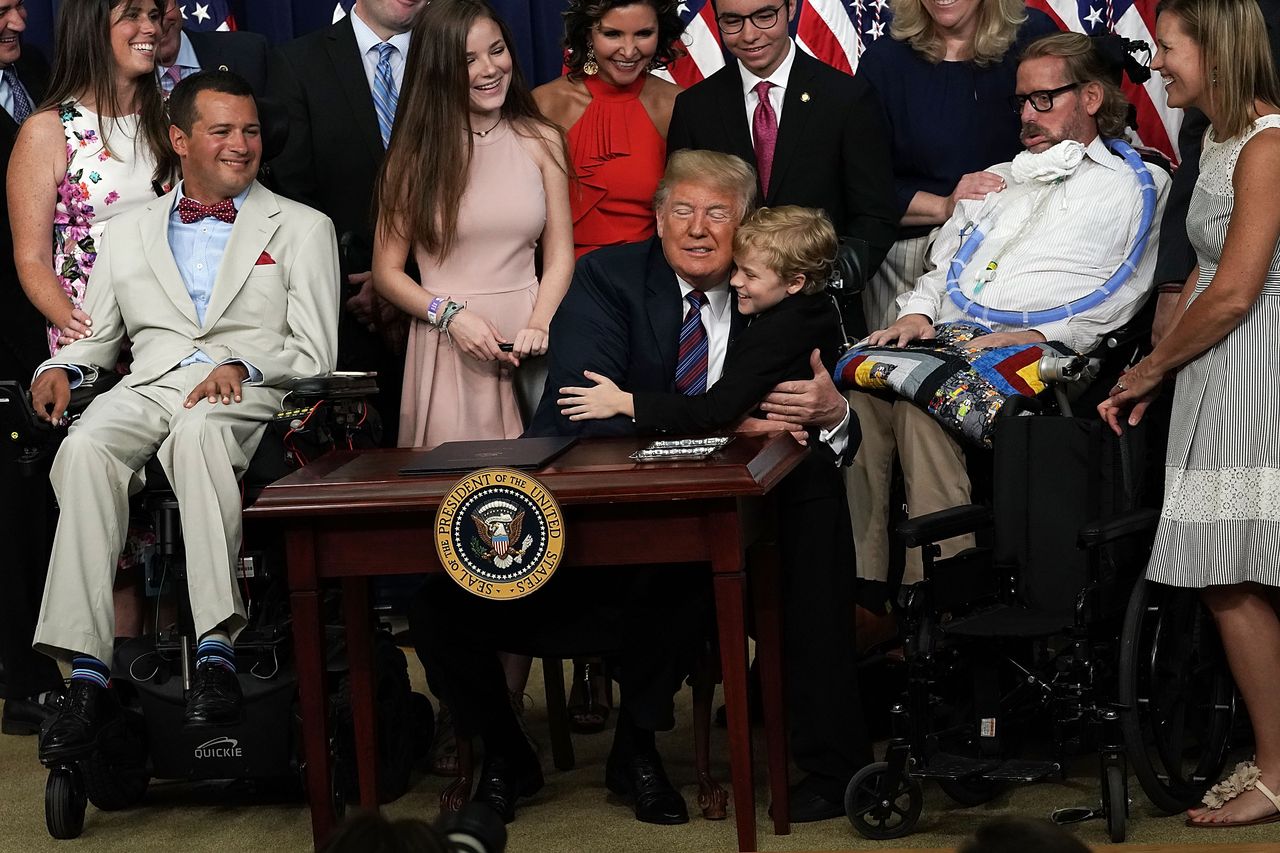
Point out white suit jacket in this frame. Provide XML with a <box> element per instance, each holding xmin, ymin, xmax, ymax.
<box><xmin>40</xmin><ymin>180</ymin><xmax>339</xmax><ymax>387</ymax></box>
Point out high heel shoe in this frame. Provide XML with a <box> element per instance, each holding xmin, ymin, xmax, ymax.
<box><xmin>566</xmin><ymin>658</ymin><xmax>612</xmax><ymax>734</ymax></box>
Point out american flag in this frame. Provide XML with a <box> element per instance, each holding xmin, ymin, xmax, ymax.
<box><xmin>663</xmin><ymin>1</ymin><xmax>1180</xmax><ymax>161</ymax></box>
<box><xmin>175</xmin><ymin>0</ymin><xmax>236</xmax><ymax>32</ymax></box>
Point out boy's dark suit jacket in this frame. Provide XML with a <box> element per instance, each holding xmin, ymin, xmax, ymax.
<box><xmin>529</xmin><ymin>237</ymin><xmax>870</xmax><ymax>793</ymax></box>
<box><xmin>186</xmin><ymin>29</ymin><xmax>269</xmax><ymax>95</ymax></box>
<box><xmin>633</xmin><ymin>291</ymin><xmax>847</xmax><ymax>438</ymax></box>
<box><xmin>666</xmin><ymin>48</ymin><xmax>899</xmax><ymax>277</ymax></box>
<box><xmin>266</xmin><ymin>14</ymin><xmax>402</xmax><ymax>439</ymax></box>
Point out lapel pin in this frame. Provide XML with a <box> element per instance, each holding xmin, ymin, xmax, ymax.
<box><xmin>801</xmin><ymin>92</ymin><xmax>811</xmax><ymax>103</ymax></box>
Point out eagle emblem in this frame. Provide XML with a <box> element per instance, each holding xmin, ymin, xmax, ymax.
<box><xmin>471</xmin><ymin>509</ymin><xmax>533</xmax><ymax>569</ymax></box>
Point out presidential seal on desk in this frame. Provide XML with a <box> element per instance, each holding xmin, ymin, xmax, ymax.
<box><xmin>435</xmin><ymin>467</ymin><xmax>565</xmax><ymax>599</ymax></box>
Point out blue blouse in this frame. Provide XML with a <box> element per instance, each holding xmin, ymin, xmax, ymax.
<box><xmin>857</xmin><ymin>10</ymin><xmax>1060</xmax><ymax>238</ymax></box>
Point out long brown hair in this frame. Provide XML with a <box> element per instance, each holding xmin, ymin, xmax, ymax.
<box><xmin>374</xmin><ymin>0</ymin><xmax>566</xmax><ymax>259</ymax></box>
<box><xmin>1157</xmin><ymin>0</ymin><xmax>1280</xmax><ymax>139</ymax></box>
<box><xmin>41</xmin><ymin>0</ymin><xmax>174</xmax><ymax>185</ymax></box>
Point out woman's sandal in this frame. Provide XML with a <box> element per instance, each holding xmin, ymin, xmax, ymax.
<box><xmin>1186</xmin><ymin>761</ymin><xmax>1280</xmax><ymax>828</ymax></box>
<box><xmin>566</xmin><ymin>658</ymin><xmax>612</xmax><ymax>735</ymax></box>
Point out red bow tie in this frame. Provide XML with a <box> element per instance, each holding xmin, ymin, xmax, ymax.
<box><xmin>177</xmin><ymin>196</ymin><xmax>237</xmax><ymax>225</ymax></box>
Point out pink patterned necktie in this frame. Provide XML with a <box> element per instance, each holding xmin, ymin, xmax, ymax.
<box><xmin>752</xmin><ymin>80</ymin><xmax>778</xmax><ymax>195</ymax></box>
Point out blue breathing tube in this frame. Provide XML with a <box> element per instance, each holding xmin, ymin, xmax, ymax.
<box><xmin>944</xmin><ymin>139</ymin><xmax>1158</xmax><ymax>327</ymax></box>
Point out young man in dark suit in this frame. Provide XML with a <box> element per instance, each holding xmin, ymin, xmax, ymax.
<box><xmin>266</xmin><ymin>0</ymin><xmax>426</xmax><ymax>441</ymax></box>
<box><xmin>0</xmin><ymin>0</ymin><xmax>61</xmax><ymax>737</ymax></box>
<box><xmin>156</xmin><ymin>0</ymin><xmax>269</xmax><ymax>95</ymax></box>
<box><xmin>666</xmin><ymin>0</ymin><xmax>898</xmax><ymax>285</ymax></box>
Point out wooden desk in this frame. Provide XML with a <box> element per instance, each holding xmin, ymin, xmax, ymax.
<box><xmin>245</xmin><ymin>434</ymin><xmax>807</xmax><ymax>853</ymax></box>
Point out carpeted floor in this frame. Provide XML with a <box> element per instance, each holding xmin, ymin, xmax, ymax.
<box><xmin>2</xmin><ymin>657</ymin><xmax>1277</xmax><ymax>853</ymax></box>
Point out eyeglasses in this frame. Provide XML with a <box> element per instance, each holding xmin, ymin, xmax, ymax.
<box><xmin>716</xmin><ymin>2</ymin><xmax>788</xmax><ymax>35</ymax></box>
<box><xmin>1008</xmin><ymin>82</ymin><xmax>1081</xmax><ymax>114</ymax></box>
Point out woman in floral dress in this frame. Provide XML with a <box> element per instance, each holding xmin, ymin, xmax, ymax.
<box><xmin>8</xmin><ymin>0</ymin><xmax>176</xmax><ymax>635</ymax></box>
<box><xmin>10</xmin><ymin>0</ymin><xmax>175</xmax><ymax>355</ymax></box>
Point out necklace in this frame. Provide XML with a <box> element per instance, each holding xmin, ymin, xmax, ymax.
<box><xmin>470</xmin><ymin>117</ymin><xmax>502</xmax><ymax>137</ymax></box>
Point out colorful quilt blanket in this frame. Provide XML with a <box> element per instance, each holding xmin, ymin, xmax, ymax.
<box><xmin>835</xmin><ymin>322</ymin><xmax>1077</xmax><ymax>448</ymax></box>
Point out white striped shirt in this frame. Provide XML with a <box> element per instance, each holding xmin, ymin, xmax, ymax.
<box><xmin>898</xmin><ymin>135</ymin><xmax>1170</xmax><ymax>353</ymax></box>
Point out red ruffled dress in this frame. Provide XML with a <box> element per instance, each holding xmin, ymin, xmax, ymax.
<box><xmin>567</xmin><ymin>75</ymin><xmax>667</xmax><ymax>259</ymax></box>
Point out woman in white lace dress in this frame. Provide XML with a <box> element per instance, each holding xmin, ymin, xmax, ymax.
<box><xmin>1099</xmin><ymin>0</ymin><xmax>1280</xmax><ymax>829</ymax></box>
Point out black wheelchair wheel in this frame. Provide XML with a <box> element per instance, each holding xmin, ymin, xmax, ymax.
<box><xmin>1119</xmin><ymin>579</ymin><xmax>1235</xmax><ymax>814</ymax></box>
<box><xmin>1104</xmin><ymin>764</ymin><xmax>1127</xmax><ymax>843</ymax></box>
<box><xmin>45</xmin><ymin>767</ymin><xmax>87</xmax><ymax>840</ymax></box>
<box><xmin>844</xmin><ymin>761</ymin><xmax>923</xmax><ymax>840</ymax></box>
<box><xmin>81</xmin><ymin>711</ymin><xmax>150</xmax><ymax>811</ymax></box>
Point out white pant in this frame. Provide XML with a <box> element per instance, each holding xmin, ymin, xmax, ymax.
<box><xmin>34</xmin><ymin>364</ymin><xmax>283</xmax><ymax>664</ymax></box>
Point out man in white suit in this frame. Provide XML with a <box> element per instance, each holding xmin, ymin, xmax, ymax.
<box><xmin>30</xmin><ymin>71</ymin><xmax>339</xmax><ymax>761</ymax></box>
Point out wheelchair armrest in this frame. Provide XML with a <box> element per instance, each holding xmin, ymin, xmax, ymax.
<box><xmin>285</xmin><ymin>373</ymin><xmax>380</xmax><ymax>402</ymax></box>
<box><xmin>1077</xmin><ymin>507</ymin><xmax>1160</xmax><ymax>549</ymax></box>
<box><xmin>898</xmin><ymin>504</ymin><xmax>993</xmax><ymax>548</ymax></box>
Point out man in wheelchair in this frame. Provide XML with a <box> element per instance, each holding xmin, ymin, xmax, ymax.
<box><xmin>849</xmin><ymin>32</ymin><xmax>1171</xmax><ymax>604</ymax></box>
<box><xmin>28</xmin><ymin>70</ymin><xmax>338</xmax><ymax>763</ymax></box>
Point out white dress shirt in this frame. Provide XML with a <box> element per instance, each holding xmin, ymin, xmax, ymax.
<box><xmin>350</xmin><ymin>5</ymin><xmax>410</xmax><ymax>94</ymax></box>
<box><xmin>739</xmin><ymin>39</ymin><xmax>797</xmax><ymax>147</ymax></box>
<box><xmin>898</xmin><ymin>135</ymin><xmax>1171</xmax><ymax>353</ymax></box>
<box><xmin>681</xmin><ymin>275</ymin><xmax>850</xmax><ymax>455</ymax></box>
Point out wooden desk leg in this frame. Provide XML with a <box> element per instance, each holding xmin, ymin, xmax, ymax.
<box><xmin>342</xmin><ymin>577</ymin><xmax>380</xmax><ymax>812</ymax></box>
<box><xmin>752</xmin><ymin>540</ymin><xmax>790</xmax><ymax>835</ymax></box>
<box><xmin>713</xmin><ymin>569</ymin><xmax>757</xmax><ymax>853</ymax></box>
<box><xmin>288</xmin><ymin>523</ymin><xmax>333</xmax><ymax>849</ymax></box>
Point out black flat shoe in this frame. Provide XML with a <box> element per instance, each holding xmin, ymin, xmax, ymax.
<box><xmin>605</xmin><ymin>748</ymin><xmax>689</xmax><ymax>825</ymax></box>
<box><xmin>38</xmin><ymin>681</ymin><xmax>117</xmax><ymax>763</ymax></box>
<box><xmin>2</xmin><ymin>690</ymin><xmax>64</xmax><ymax>736</ymax></box>
<box><xmin>184</xmin><ymin>664</ymin><xmax>242</xmax><ymax>728</ymax></box>
<box><xmin>472</xmin><ymin>752</ymin><xmax>545</xmax><ymax>823</ymax></box>
<box><xmin>781</xmin><ymin>773</ymin><xmax>846</xmax><ymax>823</ymax></box>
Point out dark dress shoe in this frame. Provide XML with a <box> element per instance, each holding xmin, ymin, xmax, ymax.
<box><xmin>605</xmin><ymin>749</ymin><xmax>689</xmax><ymax>825</ymax></box>
<box><xmin>2</xmin><ymin>690</ymin><xmax>64</xmax><ymax>736</ymax></box>
<box><xmin>782</xmin><ymin>773</ymin><xmax>846</xmax><ymax>823</ymax></box>
<box><xmin>184</xmin><ymin>664</ymin><xmax>242</xmax><ymax>727</ymax></box>
<box><xmin>472</xmin><ymin>752</ymin><xmax>545</xmax><ymax>823</ymax></box>
<box><xmin>38</xmin><ymin>681</ymin><xmax>117</xmax><ymax>763</ymax></box>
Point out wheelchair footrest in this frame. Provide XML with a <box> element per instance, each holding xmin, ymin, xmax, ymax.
<box><xmin>915</xmin><ymin>753</ymin><xmax>1060</xmax><ymax>784</ymax></box>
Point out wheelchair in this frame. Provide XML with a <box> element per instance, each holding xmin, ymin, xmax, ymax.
<box><xmin>837</xmin><ymin>322</ymin><xmax>1238</xmax><ymax>843</ymax></box>
<box><xmin>0</xmin><ymin>370</ymin><xmax>426</xmax><ymax>840</ymax></box>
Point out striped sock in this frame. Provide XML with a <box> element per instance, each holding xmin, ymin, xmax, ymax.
<box><xmin>70</xmin><ymin>655</ymin><xmax>111</xmax><ymax>689</ymax></box>
<box><xmin>195</xmin><ymin>631</ymin><xmax>237</xmax><ymax>674</ymax></box>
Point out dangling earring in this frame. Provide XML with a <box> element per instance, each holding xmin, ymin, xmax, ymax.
<box><xmin>1212</xmin><ymin>68</ymin><xmax>1219</xmax><ymax>85</ymax></box>
<box><xmin>583</xmin><ymin>46</ymin><xmax>599</xmax><ymax>76</ymax></box>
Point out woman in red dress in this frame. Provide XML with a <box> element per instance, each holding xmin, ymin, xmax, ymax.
<box><xmin>534</xmin><ymin>0</ymin><xmax>686</xmax><ymax>259</ymax></box>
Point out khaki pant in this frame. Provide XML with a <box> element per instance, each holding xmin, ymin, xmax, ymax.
<box><xmin>34</xmin><ymin>364</ymin><xmax>283</xmax><ymax>664</ymax></box>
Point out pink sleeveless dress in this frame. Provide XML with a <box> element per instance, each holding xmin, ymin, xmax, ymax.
<box><xmin>398</xmin><ymin>120</ymin><xmax>546</xmax><ymax>448</ymax></box>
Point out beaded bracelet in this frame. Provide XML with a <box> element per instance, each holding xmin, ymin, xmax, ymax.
<box><xmin>438</xmin><ymin>301</ymin><xmax>466</xmax><ymax>334</ymax></box>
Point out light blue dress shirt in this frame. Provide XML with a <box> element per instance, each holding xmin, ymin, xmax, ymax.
<box><xmin>157</xmin><ymin>31</ymin><xmax>202</xmax><ymax>91</ymax></box>
<box><xmin>349</xmin><ymin>6</ymin><xmax>410</xmax><ymax>93</ymax></box>
<box><xmin>171</xmin><ymin>182</ymin><xmax>261</xmax><ymax>382</ymax></box>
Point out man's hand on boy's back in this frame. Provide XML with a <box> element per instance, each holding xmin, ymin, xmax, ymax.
<box><xmin>759</xmin><ymin>349</ymin><xmax>846</xmax><ymax>431</ymax></box>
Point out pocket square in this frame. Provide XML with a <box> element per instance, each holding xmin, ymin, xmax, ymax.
<box><xmin>256</xmin><ymin>251</ymin><xmax>275</xmax><ymax>265</ymax></box>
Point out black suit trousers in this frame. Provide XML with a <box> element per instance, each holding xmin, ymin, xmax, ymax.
<box><xmin>774</xmin><ymin>454</ymin><xmax>871</xmax><ymax>796</ymax></box>
<box><xmin>410</xmin><ymin>563</ymin><xmax>710</xmax><ymax>744</ymax></box>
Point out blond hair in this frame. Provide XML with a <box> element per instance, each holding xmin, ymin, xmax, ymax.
<box><xmin>1021</xmin><ymin>32</ymin><xmax>1131</xmax><ymax>139</ymax></box>
<box><xmin>889</xmin><ymin>0</ymin><xmax>1026</xmax><ymax>66</ymax></box>
<box><xmin>733</xmin><ymin>206</ymin><xmax>837</xmax><ymax>296</ymax></box>
<box><xmin>1157</xmin><ymin>0</ymin><xmax>1280</xmax><ymax>140</ymax></box>
<box><xmin>653</xmin><ymin>150</ymin><xmax>757</xmax><ymax>220</ymax></box>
